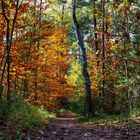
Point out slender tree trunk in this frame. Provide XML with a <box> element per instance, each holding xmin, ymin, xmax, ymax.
<box><xmin>0</xmin><ymin>57</ymin><xmax>7</xmax><ymax>98</ymax></box>
<box><xmin>14</xmin><ymin>73</ymin><xmax>17</xmax><ymax>97</ymax></box>
<box><xmin>61</xmin><ymin>4</ymin><xmax>65</xmax><ymax>26</ymax></box>
<box><xmin>93</xmin><ymin>1</ymin><xmax>99</xmax><ymax>67</ymax></box>
<box><xmin>124</xmin><ymin>61</ymin><xmax>131</xmax><ymax>114</ymax></box>
<box><xmin>101</xmin><ymin>0</ymin><xmax>105</xmax><ymax>97</ymax></box>
<box><xmin>34</xmin><ymin>0</ymin><xmax>38</xmax><ymax>89</ymax></box>
<box><xmin>1</xmin><ymin>0</ymin><xmax>19</xmax><ymax>102</ymax></box>
<box><xmin>39</xmin><ymin>0</ymin><xmax>42</xmax><ymax>21</ymax></box>
<box><xmin>1</xmin><ymin>0</ymin><xmax>10</xmax><ymax>101</ymax></box>
<box><xmin>72</xmin><ymin>0</ymin><xmax>94</xmax><ymax>116</ymax></box>
<box><xmin>6</xmin><ymin>22</ymin><xmax>10</xmax><ymax>102</ymax></box>
<box><xmin>23</xmin><ymin>78</ymin><xmax>28</xmax><ymax>97</ymax></box>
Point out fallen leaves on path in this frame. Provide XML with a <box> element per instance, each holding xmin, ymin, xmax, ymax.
<box><xmin>21</xmin><ymin>113</ymin><xmax>140</xmax><ymax>140</ymax></box>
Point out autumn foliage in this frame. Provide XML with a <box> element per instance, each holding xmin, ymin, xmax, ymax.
<box><xmin>0</xmin><ymin>0</ymin><xmax>73</xmax><ymax>111</ymax></box>
<box><xmin>0</xmin><ymin>0</ymin><xmax>140</xmax><ymax>115</ymax></box>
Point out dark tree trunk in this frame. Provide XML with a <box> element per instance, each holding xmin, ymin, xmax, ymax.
<box><xmin>61</xmin><ymin>4</ymin><xmax>65</xmax><ymax>26</ymax></box>
<box><xmin>72</xmin><ymin>0</ymin><xmax>94</xmax><ymax>116</ymax></box>
<box><xmin>0</xmin><ymin>57</ymin><xmax>7</xmax><ymax>98</ymax></box>
<box><xmin>0</xmin><ymin>21</ymin><xmax>6</xmax><ymax>98</ymax></box>
<box><xmin>1</xmin><ymin>0</ymin><xmax>19</xmax><ymax>102</ymax></box>
<box><xmin>93</xmin><ymin>1</ymin><xmax>99</xmax><ymax>67</ymax></box>
<box><xmin>6</xmin><ymin>21</ymin><xmax>10</xmax><ymax>102</ymax></box>
<box><xmin>101</xmin><ymin>0</ymin><xmax>105</xmax><ymax>97</ymax></box>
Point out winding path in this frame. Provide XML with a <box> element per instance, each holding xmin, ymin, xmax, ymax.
<box><xmin>24</xmin><ymin>113</ymin><xmax>140</xmax><ymax>140</ymax></box>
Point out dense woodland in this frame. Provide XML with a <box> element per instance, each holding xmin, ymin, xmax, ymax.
<box><xmin>0</xmin><ymin>0</ymin><xmax>140</xmax><ymax>139</ymax></box>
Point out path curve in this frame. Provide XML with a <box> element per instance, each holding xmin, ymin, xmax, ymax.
<box><xmin>23</xmin><ymin>113</ymin><xmax>140</xmax><ymax>140</ymax></box>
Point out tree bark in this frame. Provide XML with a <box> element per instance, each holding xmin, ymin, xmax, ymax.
<box><xmin>1</xmin><ymin>0</ymin><xmax>19</xmax><ymax>102</ymax></box>
<box><xmin>93</xmin><ymin>1</ymin><xmax>99</xmax><ymax>67</ymax></box>
<box><xmin>124</xmin><ymin>61</ymin><xmax>131</xmax><ymax>114</ymax></box>
<box><xmin>61</xmin><ymin>4</ymin><xmax>65</xmax><ymax>26</ymax></box>
<box><xmin>101</xmin><ymin>0</ymin><xmax>105</xmax><ymax>97</ymax></box>
<box><xmin>72</xmin><ymin>0</ymin><xmax>94</xmax><ymax>116</ymax></box>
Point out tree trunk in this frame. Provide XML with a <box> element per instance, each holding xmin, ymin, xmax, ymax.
<box><xmin>61</xmin><ymin>4</ymin><xmax>65</xmax><ymax>26</ymax></box>
<box><xmin>72</xmin><ymin>0</ymin><xmax>94</xmax><ymax>116</ymax></box>
<box><xmin>1</xmin><ymin>0</ymin><xmax>19</xmax><ymax>102</ymax></box>
<box><xmin>93</xmin><ymin>1</ymin><xmax>99</xmax><ymax>66</ymax></box>
<box><xmin>6</xmin><ymin>21</ymin><xmax>10</xmax><ymax>102</ymax></box>
<box><xmin>101</xmin><ymin>0</ymin><xmax>105</xmax><ymax>97</ymax></box>
<box><xmin>124</xmin><ymin>61</ymin><xmax>131</xmax><ymax>114</ymax></box>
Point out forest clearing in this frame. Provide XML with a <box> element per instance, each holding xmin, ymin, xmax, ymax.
<box><xmin>0</xmin><ymin>0</ymin><xmax>140</xmax><ymax>139</ymax></box>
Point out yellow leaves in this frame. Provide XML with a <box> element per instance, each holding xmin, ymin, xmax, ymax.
<box><xmin>104</xmin><ymin>12</ymin><xmax>113</xmax><ymax>24</ymax></box>
<box><xmin>93</xmin><ymin>7</ymin><xmax>98</xmax><ymax>16</ymax></box>
<box><xmin>68</xmin><ymin>75</ymin><xmax>78</xmax><ymax>85</ymax></box>
<box><xmin>67</xmin><ymin>61</ymin><xmax>82</xmax><ymax>86</ymax></box>
<box><xmin>117</xmin><ymin>0</ymin><xmax>128</xmax><ymax>11</ymax></box>
<box><xmin>110</xmin><ymin>44</ymin><xmax>118</xmax><ymax>51</ymax></box>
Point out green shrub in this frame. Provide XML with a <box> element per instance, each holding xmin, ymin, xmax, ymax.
<box><xmin>68</xmin><ymin>92</ymin><xmax>87</xmax><ymax>115</ymax></box>
<box><xmin>130</xmin><ymin>105</ymin><xmax>140</xmax><ymax>118</ymax></box>
<box><xmin>0</xmin><ymin>98</ymin><xmax>55</xmax><ymax>130</ymax></box>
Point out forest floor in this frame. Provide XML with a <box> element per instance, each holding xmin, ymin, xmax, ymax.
<box><xmin>1</xmin><ymin>113</ymin><xmax>140</xmax><ymax>139</ymax></box>
<box><xmin>21</xmin><ymin>113</ymin><xmax>140</xmax><ymax>140</ymax></box>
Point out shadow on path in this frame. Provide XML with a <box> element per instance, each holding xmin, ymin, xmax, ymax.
<box><xmin>23</xmin><ymin>113</ymin><xmax>140</xmax><ymax>140</ymax></box>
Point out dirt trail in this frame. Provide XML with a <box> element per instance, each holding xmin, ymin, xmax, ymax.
<box><xmin>23</xmin><ymin>113</ymin><xmax>140</xmax><ymax>140</ymax></box>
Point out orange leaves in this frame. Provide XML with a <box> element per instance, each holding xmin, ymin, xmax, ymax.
<box><xmin>17</xmin><ymin>27</ymin><xmax>72</xmax><ymax>110</ymax></box>
<box><xmin>0</xmin><ymin>0</ymin><xmax>72</xmax><ymax>112</ymax></box>
<box><xmin>31</xmin><ymin>51</ymin><xmax>40</xmax><ymax>58</ymax></box>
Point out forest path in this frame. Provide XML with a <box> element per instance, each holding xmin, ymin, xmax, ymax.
<box><xmin>24</xmin><ymin>113</ymin><xmax>140</xmax><ymax>140</ymax></box>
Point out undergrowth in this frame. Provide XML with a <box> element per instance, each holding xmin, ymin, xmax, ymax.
<box><xmin>77</xmin><ymin>106</ymin><xmax>140</xmax><ymax>126</ymax></box>
<box><xmin>0</xmin><ymin>98</ymin><xmax>55</xmax><ymax>130</ymax></box>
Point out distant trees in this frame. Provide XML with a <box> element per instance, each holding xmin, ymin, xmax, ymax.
<box><xmin>0</xmin><ymin>0</ymin><xmax>139</xmax><ymax>116</ymax></box>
